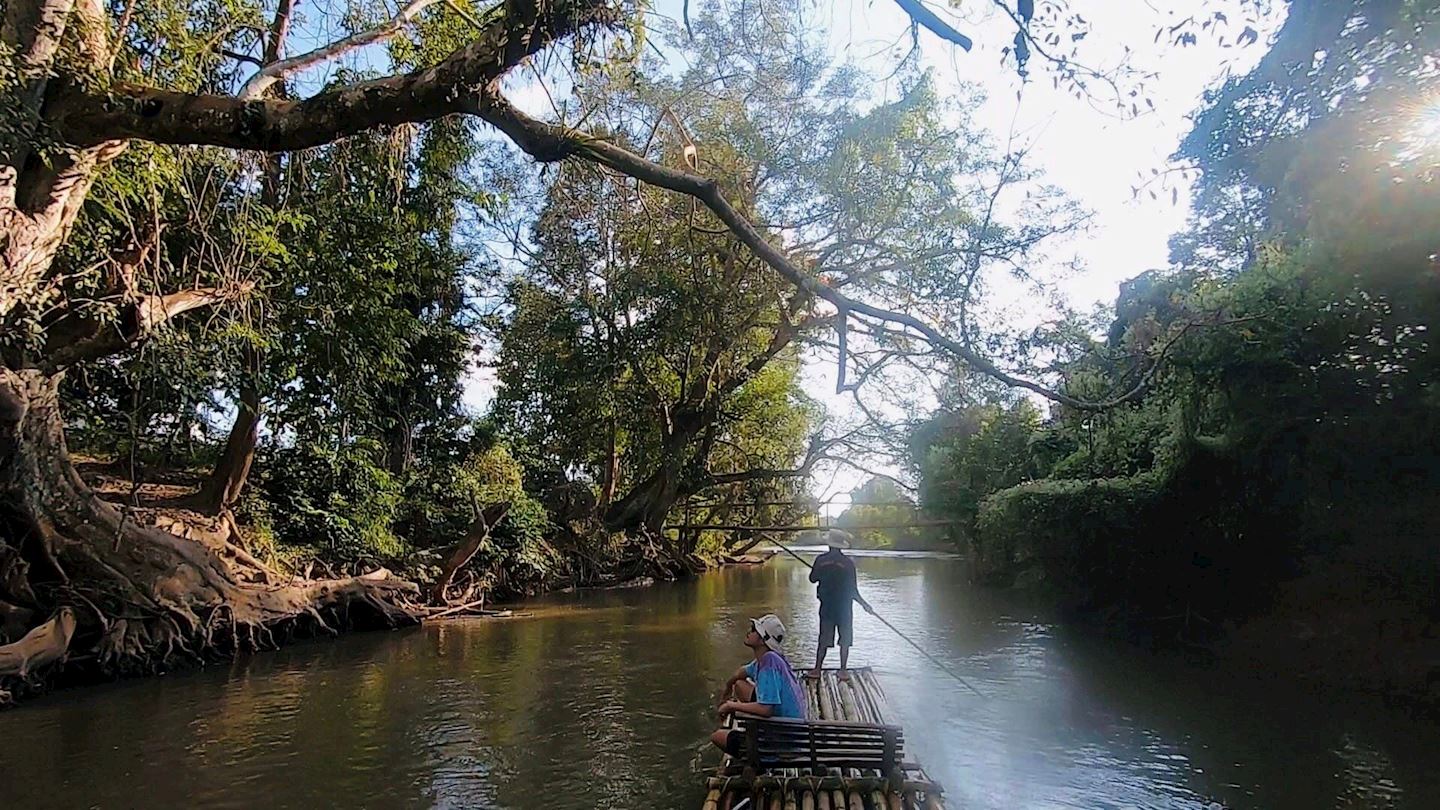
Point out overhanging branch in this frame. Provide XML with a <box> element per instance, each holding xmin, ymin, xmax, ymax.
<box><xmin>477</xmin><ymin>93</ymin><xmax>1162</xmax><ymax>411</ymax></box>
<box><xmin>50</xmin><ymin>0</ymin><xmax>615</xmax><ymax>151</ymax></box>
<box><xmin>43</xmin><ymin>282</ymin><xmax>253</xmax><ymax>370</ymax></box>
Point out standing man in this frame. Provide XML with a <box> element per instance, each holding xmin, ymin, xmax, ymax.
<box><xmin>808</xmin><ymin>529</ymin><xmax>873</xmax><ymax>681</ymax></box>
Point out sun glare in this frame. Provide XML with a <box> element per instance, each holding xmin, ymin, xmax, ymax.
<box><xmin>1395</xmin><ymin>95</ymin><xmax>1440</xmax><ymax>164</ymax></box>
<box><xmin>1415</xmin><ymin>99</ymin><xmax>1440</xmax><ymax>142</ymax></box>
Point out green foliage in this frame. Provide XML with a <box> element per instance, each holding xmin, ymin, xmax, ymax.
<box><xmin>917</xmin><ymin>1</ymin><xmax>1440</xmax><ymax>625</ymax></box>
<box><xmin>833</xmin><ymin>477</ymin><xmax>932</xmax><ymax>550</ymax></box>
<box><xmin>913</xmin><ymin>399</ymin><xmax>1044</xmax><ymax>535</ymax></box>
<box><xmin>400</xmin><ymin>442</ymin><xmax>551</xmax><ymax>553</ymax></box>
<box><xmin>489</xmin><ymin>61</ymin><xmax>820</xmax><ymax>523</ymax></box>
<box><xmin>975</xmin><ymin>471</ymin><xmax>1167</xmax><ymax>585</ymax></box>
<box><xmin>256</xmin><ymin>440</ymin><xmax>408</xmax><ymax>564</ymax></box>
<box><xmin>267</xmin><ymin>119</ymin><xmax>483</xmax><ymax>454</ymax></box>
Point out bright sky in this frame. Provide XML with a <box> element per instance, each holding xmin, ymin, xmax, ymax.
<box><xmin>457</xmin><ymin>0</ymin><xmax>1287</xmax><ymax>512</ymax></box>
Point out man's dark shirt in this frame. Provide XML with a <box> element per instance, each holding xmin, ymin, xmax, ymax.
<box><xmin>809</xmin><ymin>549</ymin><xmax>858</xmax><ymax>613</ymax></box>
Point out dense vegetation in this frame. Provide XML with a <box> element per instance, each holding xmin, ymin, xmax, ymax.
<box><xmin>0</xmin><ymin>0</ymin><xmax>1102</xmax><ymax>702</ymax></box>
<box><xmin>911</xmin><ymin>0</ymin><xmax>1440</xmax><ymax>701</ymax></box>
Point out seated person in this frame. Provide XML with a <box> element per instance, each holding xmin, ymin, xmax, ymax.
<box><xmin>710</xmin><ymin>613</ymin><xmax>807</xmax><ymax>756</ymax></box>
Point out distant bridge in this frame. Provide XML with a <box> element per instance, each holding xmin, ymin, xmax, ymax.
<box><xmin>664</xmin><ymin>496</ymin><xmax>956</xmax><ymax>535</ymax></box>
<box><xmin>663</xmin><ymin>520</ymin><xmax>957</xmax><ymax>532</ymax></box>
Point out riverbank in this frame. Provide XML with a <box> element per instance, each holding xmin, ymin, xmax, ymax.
<box><xmin>968</xmin><ymin>519</ymin><xmax>1440</xmax><ymax>712</ymax></box>
<box><xmin>0</xmin><ymin>457</ymin><xmax>780</xmax><ymax>708</ymax></box>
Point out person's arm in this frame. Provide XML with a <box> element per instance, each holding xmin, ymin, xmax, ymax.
<box><xmin>719</xmin><ymin>664</ymin><xmax>748</xmax><ymax>705</ymax></box>
<box><xmin>848</xmin><ymin>562</ymin><xmax>873</xmax><ymax>613</ymax></box>
<box><xmin>720</xmin><ymin>700</ymin><xmax>774</xmax><ymax>717</ymax></box>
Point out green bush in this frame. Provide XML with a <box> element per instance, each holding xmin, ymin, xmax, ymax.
<box><xmin>975</xmin><ymin>472</ymin><xmax>1166</xmax><ymax>588</ymax></box>
<box><xmin>398</xmin><ymin>444</ymin><xmax>558</xmax><ymax>592</ymax></box>
<box><xmin>256</xmin><ymin>439</ymin><xmax>407</xmax><ymax>564</ymax></box>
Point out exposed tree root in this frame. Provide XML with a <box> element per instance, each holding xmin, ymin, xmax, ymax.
<box><xmin>0</xmin><ymin>369</ymin><xmax>422</xmax><ymax>706</ymax></box>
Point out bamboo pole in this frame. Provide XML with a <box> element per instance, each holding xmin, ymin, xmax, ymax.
<box><xmin>664</xmin><ymin>520</ymin><xmax>960</xmax><ymax>532</ymax></box>
<box><xmin>817</xmin><ymin>671</ymin><xmax>837</xmax><ymax>721</ymax></box>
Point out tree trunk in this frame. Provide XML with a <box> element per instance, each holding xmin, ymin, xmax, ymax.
<box><xmin>603</xmin><ymin>460</ymin><xmax>684</xmax><ymax>534</ymax></box>
<box><xmin>599</xmin><ymin>415</ymin><xmax>619</xmax><ymax>510</ymax></box>
<box><xmin>429</xmin><ymin>502</ymin><xmax>510</xmax><ymax>604</ymax></box>
<box><xmin>197</xmin><ymin>366</ymin><xmax>261</xmax><ymax>515</ymax></box>
<box><xmin>0</xmin><ymin>368</ymin><xmax>418</xmax><ymax>703</ymax></box>
<box><xmin>3</xmin><ymin>142</ymin><xmax>127</xmax><ymax>323</ymax></box>
<box><xmin>385</xmin><ymin>408</ymin><xmax>413</xmax><ymax>476</ymax></box>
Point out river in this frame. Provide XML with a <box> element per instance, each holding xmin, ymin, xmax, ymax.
<box><xmin>2</xmin><ymin>552</ymin><xmax>1437</xmax><ymax>809</ymax></box>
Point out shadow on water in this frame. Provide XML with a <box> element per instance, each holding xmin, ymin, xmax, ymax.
<box><xmin>1</xmin><ymin>554</ymin><xmax>1437</xmax><ymax>809</ymax></box>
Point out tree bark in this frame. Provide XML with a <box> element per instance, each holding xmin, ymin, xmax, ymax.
<box><xmin>385</xmin><ymin>411</ymin><xmax>414</xmax><ymax>476</ymax></box>
<box><xmin>47</xmin><ymin>1</ymin><xmax>617</xmax><ymax>151</ymax></box>
<box><xmin>599</xmin><ymin>414</ymin><xmax>619</xmax><ymax>510</ymax></box>
<box><xmin>0</xmin><ymin>368</ymin><xmax>418</xmax><ymax>701</ymax></box>
<box><xmin>2</xmin><ymin>142</ymin><xmax>126</xmax><ymax>321</ymax></box>
<box><xmin>603</xmin><ymin>457</ymin><xmax>685</xmax><ymax>534</ymax></box>
<box><xmin>0</xmin><ymin>607</ymin><xmax>75</xmax><ymax>678</ymax></box>
<box><xmin>0</xmin><ymin>597</ymin><xmax>35</xmax><ymax>641</ymax></box>
<box><xmin>197</xmin><ymin>363</ymin><xmax>261</xmax><ymax>515</ymax></box>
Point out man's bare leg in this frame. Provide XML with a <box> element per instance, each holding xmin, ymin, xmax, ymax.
<box><xmin>838</xmin><ymin>644</ymin><xmax>850</xmax><ymax>681</ymax></box>
<box><xmin>808</xmin><ymin>638</ymin><xmax>827</xmax><ymax>679</ymax></box>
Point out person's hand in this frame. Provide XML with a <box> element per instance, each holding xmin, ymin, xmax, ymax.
<box><xmin>717</xmin><ymin>701</ymin><xmax>735</xmax><ymax>717</ymax></box>
<box><xmin>861</xmin><ymin>602</ymin><xmax>875</xmax><ymax>615</ymax></box>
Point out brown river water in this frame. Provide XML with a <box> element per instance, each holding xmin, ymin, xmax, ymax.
<box><xmin>2</xmin><ymin>551</ymin><xmax>1438</xmax><ymax>809</ymax></box>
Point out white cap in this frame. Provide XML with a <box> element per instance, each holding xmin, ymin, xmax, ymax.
<box><xmin>822</xmin><ymin>529</ymin><xmax>853</xmax><ymax>549</ymax></box>
<box><xmin>750</xmin><ymin>613</ymin><xmax>787</xmax><ymax>653</ymax></box>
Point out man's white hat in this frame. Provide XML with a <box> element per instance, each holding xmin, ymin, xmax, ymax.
<box><xmin>750</xmin><ymin>613</ymin><xmax>787</xmax><ymax>653</ymax></box>
<box><xmin>822</xmin><ymin>529</ymin><xmax>853</xmax><ymax>549</ymax></box>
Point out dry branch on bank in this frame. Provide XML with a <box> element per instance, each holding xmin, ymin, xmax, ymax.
<box><xmin>0</xmin><ymin>607</ymin><xmax>76</xmax><ymax>679</ymax></box>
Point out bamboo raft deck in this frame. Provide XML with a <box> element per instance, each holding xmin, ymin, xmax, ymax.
<box><xmin>701</xmin><ymin>667</ymin><xmax>945</xmax><ymax>810</ymax></box>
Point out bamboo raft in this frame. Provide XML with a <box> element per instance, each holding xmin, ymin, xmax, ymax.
<box><xmin>701</xmin><ymin>667</ymin><xmax>945</xmax><ymax>810</ymax></box>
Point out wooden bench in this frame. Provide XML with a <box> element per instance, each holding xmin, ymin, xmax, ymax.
<box><xmin>728</xmin><ymin>715</ymin><xmax>906</xmax><ymax>783</ymax></box>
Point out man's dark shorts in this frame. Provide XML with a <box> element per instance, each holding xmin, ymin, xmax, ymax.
<box><xmin>818</xmin><ymin>599</ymin><xmax>854</xmax><ymax>648</ymax></box>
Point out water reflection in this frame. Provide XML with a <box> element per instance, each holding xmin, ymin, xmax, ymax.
<box><xmin>0</xmin><ymin>555</ymin><xmax>1436</xmax><ymax>809</ymax></box>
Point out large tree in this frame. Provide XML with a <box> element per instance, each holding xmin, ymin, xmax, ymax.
<box><xmin>494</xmin><ymin>157</ymin><xmax>823</xmax><ymax>536</ymax></box>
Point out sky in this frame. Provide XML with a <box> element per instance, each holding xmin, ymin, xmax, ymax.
<box><xmin>453</xmin><ymin>0</ymin><xmax>1288</xmax><ymax>515</ymax></box>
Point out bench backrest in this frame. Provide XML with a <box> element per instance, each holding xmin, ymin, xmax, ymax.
<box><xmin>734</xmin><ymin>716</ymin><xmax>905</xmax><ymax>773</ymax></box>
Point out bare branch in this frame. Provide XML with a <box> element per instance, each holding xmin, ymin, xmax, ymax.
<box><xmin>43</xmin><ymin>281</ymin><xmax>254</xmax><ymax>370</ymax></box>
<box><xmin>238</xmin><ymin>0</ymin><xmax>447</xmax><ymax>101</ymax></box>
<box><xmin>892</xmin><ymin>0</ymin><xmax>973</xmax><ymax>50</ymax></box>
